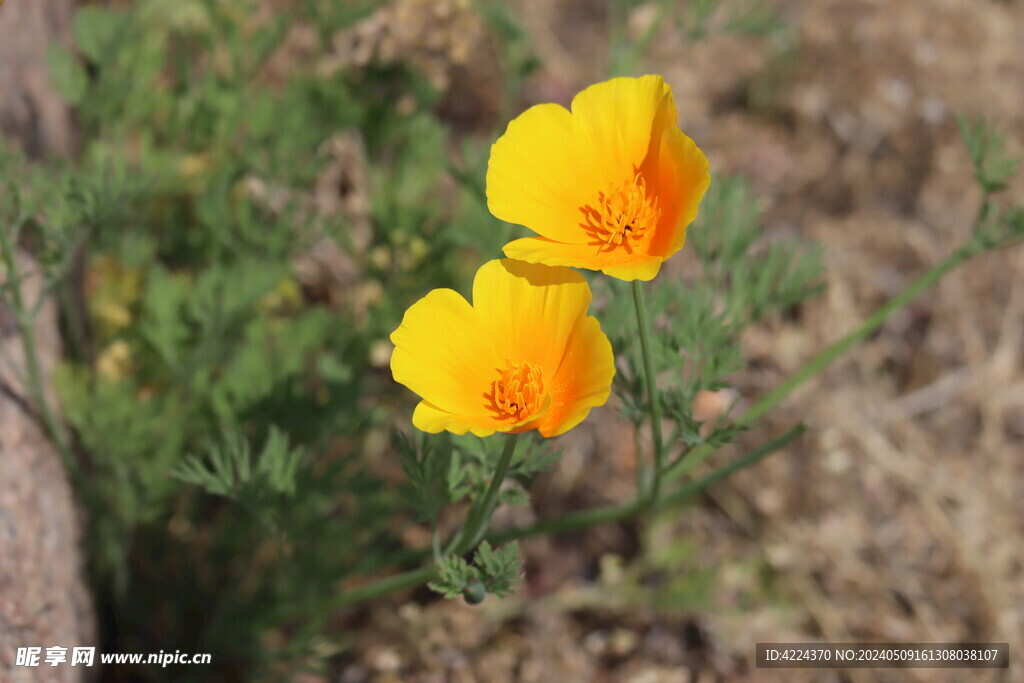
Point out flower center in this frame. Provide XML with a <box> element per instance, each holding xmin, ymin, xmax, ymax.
<box><xmin>581</xmin><ymin>173</ymin><xmax>661</xmax><ymax>251</ymax></box>
<box><xmin>491</xmin><ymin>360</ymin><xmax>545</xmax><ymax>422</ymax></box>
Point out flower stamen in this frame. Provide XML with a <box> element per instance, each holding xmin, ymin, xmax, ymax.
<box><xmin>581</xmin><ymin>173</ymin><xmax>661</xmax><ymax>252</ymax></box>
<box><xmin>491</xmin><ymin>360</ymin><xmax>545</xmax><ymax>422</ymax></box>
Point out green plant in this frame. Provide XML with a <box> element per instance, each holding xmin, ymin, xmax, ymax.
<box><xmin>2</xmin><ymin>1</ymin><xmax>1022</xmax><ymax>681</ymax></box>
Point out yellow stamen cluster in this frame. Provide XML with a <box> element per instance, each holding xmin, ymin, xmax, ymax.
<box><xmin>582</xmin><ymin>173</ymin><xmax>661</xmax><ymax>250</ymax></box>
<box><xmin>492</xmin><ymin>360</ymin><xmax>544</xmax><ymax>421</ymax></box>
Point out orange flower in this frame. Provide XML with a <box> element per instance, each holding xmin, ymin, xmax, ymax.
<box><xmin>390</xmin><ymin>259</ymin><xmax>614</xmax><ymax>437</ymax></box>
<box><xmin>487</xmin><ymin>75</ymin><xmax>710</xmax><ymax>281</ymax></box>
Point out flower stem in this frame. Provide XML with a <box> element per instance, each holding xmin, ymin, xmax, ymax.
<box><xmin>632</xmin><ymin>279</ymin><xmax>665</xmax><ymax>503</ymax></box>
<box><xmin>280</xmin><ymin>434</ymin><xmax>522</xmax><ymax>620</ymax></box>
<box><xmin>278</xmin><ymin>424</ymin><xmax>804</xmax><ymax>621</ymax></box>
<box><xmin>653</xmin><ymin>424</ymin><xmax>806</xmax><ymax>509</ymax></box>
<box><xmin>663</xmin><ymin>236</ymin><xmax>987</xmax><ymax>483</ymax></box>
<box><xmin>430</xmin><ymin>521</ymin><xmax>443</xmax><ymax>565</ymax></box>
<box><xmin>320</xmin><ymin>564</ymin><xmax>439</xmax><ymax>611</ymax></box>
<box><xmin>285</xmin><ymin>199</ymin><xmax>1013</xmax><ymax>621</ymax></box>
<box><xmin>457</xmin><ymin>433</ymin><xmax>519</xmax><ymax>553</ymax></box>
<box><xmin>0</xmin><ymin>226</ymin><xmax>81</xmax><ymax>492</ymax></box>
<box><xmin>497</xmin><ymin>422</ymin><xmax>806</xmax><ymax>538</ymax></box>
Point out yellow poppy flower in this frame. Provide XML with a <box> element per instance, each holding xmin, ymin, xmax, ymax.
<box><xmin>390</xmin><ymin>259</ymin><xmax>614</xmax><ymax>437</ymax></box>
<box><xmin>487</xmin><ymin>75</ymin><xmax>710</xmax><ymax>281</ymax></box>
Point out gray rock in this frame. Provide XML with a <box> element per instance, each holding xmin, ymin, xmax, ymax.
<box><xmin>0</xmin><ymin>0</ymin><xmax>78</xmax><ymax>158</ymax></box>
<box><xmin>0</xmin><ymin>250</ymin><xmax>96</xmax><ymax>681</ymax></box>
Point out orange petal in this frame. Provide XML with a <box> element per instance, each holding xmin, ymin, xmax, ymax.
<box><xmin>537</xmin><ymin>315</ymin><xmax>615</xmax><ymax>437</ymax></box>
<box><xmin>647</xmin><ymin>126</ymin><xmax>711</xmax><ymax>259</ymax></box>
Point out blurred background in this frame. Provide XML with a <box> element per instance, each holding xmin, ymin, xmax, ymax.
<box><xmin>0</xmin><ymin>0</ymin><xmax>1022</xmax><ymax>681</ymax></box>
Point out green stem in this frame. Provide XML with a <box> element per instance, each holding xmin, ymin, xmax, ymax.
<box><xmin>632</xmin><ymin>279</ymin><xmax>665</xmax><ymax>502</ymax></box>
<box><xmin>430</xmin><ymin>521</ymin><xmax>443</xmax><ymax>565</ymax></box>
<box><xmin>0</xmin><ymin>226</ymin><xmax>81</xmax><ymax>491</ymax></box>
<box><xmin>607</xmin><ymin>0</ymin><xmax>629</xmax><ymax>76</ymax></box>
<box><xmin>494</xmin><ymin>423</ymin><xmax>805</xmax><ymax>541</ymax></box>
<box><xmin>282</xmin><ymin>425</ymin><xmax>804</xmax><ymax>620</ymax></box>
<box><xmin>287</xmin><ymin>199</ymin><xmax>1012</xmax><ymax>620</ymax></box>
<box><xmin>278</xmin><ymin>434</ymin><xmax>521</xmax><ymax>621</ymax></box>
<box><xmin>321</xmin><ymin>564</ymin><xmax>439</xmax><ymax>611</ymax></box>
<box><xmin>664</xmin><ymin>238</ymin><xmax>986</xmax><ymax>483</ymax></box>
<box><xmin>499</xmin><ymin>498</ymin><xmax>645</xmax><ymax>540</ymax></box>
<box><xmin>654</xmin><ymin>424</ymin><xmax>805</xmax><ymax>509</ymax></box>
<box><xmin>458</xmin><ymin>433</ymin><xmax>519</xmax><ymax>552</ymax></box>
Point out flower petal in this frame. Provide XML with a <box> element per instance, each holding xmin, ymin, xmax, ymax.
<box><xmin>412</xmin><ymin>400</ymin><xmax>498</xmax><ymax>437</ymax></box>
<box><xmin>503</xmin><ymin>236</ymin><xmax>665</xmax><ymax>282</ymax></box>
<box><xmin>471</xmin><ymin>259</ymin><xmax>590</xmax><ymax>378</ymax></box>
<box><xmin>486</xmin><ymin>103</ymin><xmax>600</xmax><ymax>244</ymax></box>
<box><xmin>390</xmin><ymin>288</ymin><xmax>500</xmax><ymax>419</ymax></box>
<box><xmin>570</xmin><ymin>74</ymin><xmax>677</xmax><ymax>180</ymax></box>
<box><xmin>394</xmin><ymin>260</ymin><xmax>614</xmax><ymax>438</ymax></box>
<box><xmin>537</xmin><ymin>315</ymin><xmax>615</xmax><ymax>437</ymax></box>
<box><xmin>412</xmin><ymin>393</ymin><xmax>551</xmax><ymax>437</ymax></box>
<box><xmin>647</xmin><ymin>126</ymin><xmax>711</xmax><ymax>259</ymax></box>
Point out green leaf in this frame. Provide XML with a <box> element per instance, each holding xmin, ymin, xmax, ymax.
<box><xmin>473</xmin><ymin>541</ymin><xmax>523</xmax><ymax>598</ymax></box>
<box><xmin>397</xmin><ymin>432</ymin><xmax>471</xmax><ymax>522</ymax></box>
<box><xmin>428</xmin><ymin>555</ymin><xmax>479</xmax><ymax>599</ymax></box>
<box><xmin>498</xmin><ymin>482</ymin><xmax>530</xmax><ymax>508</ymax></box>
<box><xmin>138</xmin><ymin>265</ymin><xmax>189</xmax><ymax>370</ymax></box>
<box><xmin>172</xmin><ymin>426</ymin><xmax>303</xmax><ymax>502</ymax></box>
<box><xmin>47</xmin><ymin>45</ymin><xmax>88</xmax><ymax>106</ymax></box>
<box><xmin>957</xmin><ymin>115</ymin><xmax>1020</xmax><ymax>194</ymax></box>
<box><xmin>74</xmin><ymin>6</ymin><xmax>125</xmax><ymax>63</ymax></box>
<box><xmin>256</xmin><ymin>426</ymin><xmax>303</xmax><ymax>496</ymax></box>
<box><xmin>316</xmin><ymin>353</ymin><xmax>352</xmax><ymax>383</ymax></box>
<box><xmin>508</xmin><ymin>436</ymin><xmax>561</xmax><ymax>478</ymax></box>
<box><xmin>427</xmin><ymin>542</ymin><xmax>524</xmax><ymax>602</ymax></box>
<box><xmin>690</xmin><ymin>175</ymin><xmax>823</xmax><ymax>323</ymax></box>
